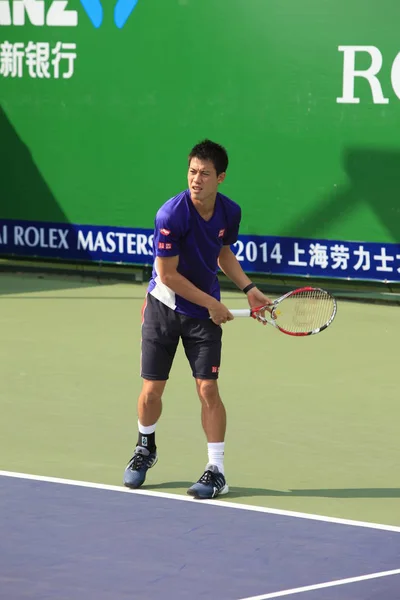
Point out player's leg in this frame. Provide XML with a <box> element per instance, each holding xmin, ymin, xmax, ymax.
<box><xmin>137</xmin><ymin>378</ymin><xmax>166</xmax><ymax>452</ymax></box>
<box><xmin>123</xmin><ymin>294</ymin><xmax>179</xmax><ymax>489</ymax></box>
<box><xmin>181</xmin><ymin>318</ymin><xmax>228</xmax><ymax>499</ymax></box>
<box><xmin>196</xmin><ymin>378</ymin><xmax>226</xmax><ymax>445</ymax></box>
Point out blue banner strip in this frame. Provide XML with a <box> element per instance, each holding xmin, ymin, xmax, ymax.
<box><xmin>0</xmin><ymin>219</ymin><xmax>399</xmax><ymax>282</ymax></box>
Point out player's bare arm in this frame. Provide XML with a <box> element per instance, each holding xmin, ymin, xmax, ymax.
<box><xmin>218</xmin><ymin>246</ymin><xmax>273</xmax><ymax>311</ymax></box>
<box><xmin>156</xmin><ymin>255</ymin><xmax>233</xmax><ymax>325</ymax></box>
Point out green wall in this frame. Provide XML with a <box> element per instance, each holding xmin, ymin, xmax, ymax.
<box><xmin>1</xmin><ymin>0</ymin><xmax>399</xmax><ymax>243</ymax></box>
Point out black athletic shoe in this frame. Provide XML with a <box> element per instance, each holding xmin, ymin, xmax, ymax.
<box><xmin>187</xmin><ymin>464</ymin><xmax>229</xmax><ymax>499</ymax></box>
<box><xmin>123</xmin><ymin>446</ymin><xmax>158</xmax><ymax>489</ymax></box>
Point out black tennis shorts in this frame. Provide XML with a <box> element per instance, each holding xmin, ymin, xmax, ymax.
<box><xmin>141</xmin><ymin>293</ymin><xmax>222</xmax><ymax>381</ymax></box>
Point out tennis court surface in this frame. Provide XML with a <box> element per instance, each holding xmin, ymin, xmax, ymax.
<box><xmin>1</xmin><ymin>472</ymin><xmax>400</xmax><ymax>600</ymax></box>
<box><xmin>1</xmin><ymin>274</ymin><xmax>399</xmax><ymax>599</ymax></box>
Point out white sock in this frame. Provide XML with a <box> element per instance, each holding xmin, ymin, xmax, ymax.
<box><xmin>138</xmin><ymin>420</ymin><xmax>156</xmax><ymax>435</ymax></box>
<box><xmin>207</xmin><ymin>442</ymin><xmax>225</xmax><ymax>474</ymax></box>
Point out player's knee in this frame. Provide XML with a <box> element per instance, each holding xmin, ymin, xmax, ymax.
<box><xmin>196</xmin><ymin>379</ymin><xmax>220</xmax><ymax>407</ymax></box>
<box><xmin>139</xmin><ymin>381</ymin><xmax>164</xmax><ymax>406</ymax></box>
<box><xmin>140</xmin><ymin>391</ymin><xmax>162</xmax><ymax>406</ymax></box>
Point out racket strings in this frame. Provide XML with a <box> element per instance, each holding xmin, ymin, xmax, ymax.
<box><xmin>277</xmin><ymin>289</ymin><xmax>335</xmax><ymax>333</ymax></box>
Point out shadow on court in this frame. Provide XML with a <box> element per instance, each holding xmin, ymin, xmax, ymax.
<box><xmin>0</xmin><ymin>271</ymin><xmax>148</xmax><ymax>297</ymax></box>
<box><xmin>227</xmin><ymin>487</ymin><xmax>400</xmax><ymax>500</ymax></box>
<box><xmin>0</xmin><ymin>273</ymin><xmax>116</xmax><ymax>296</ymax></box>
<box><xmin>145</xmin><ymin>482</ymin><xmax>400</xmax><ymax>499</ymax></box>
<box><xmin>0</xmin><ymin>294</ymin><xmax>144</xmax><ymax>300</ymax></box>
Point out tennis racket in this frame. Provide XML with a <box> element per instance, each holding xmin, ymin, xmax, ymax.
<box><xmin>230</xmin><ymin>287</ymin><xmax>337</xmax><ymax>336</ymax></box>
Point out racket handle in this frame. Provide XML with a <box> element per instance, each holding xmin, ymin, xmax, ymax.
<box><xmin>230</xmin><ymin>309</ymin><xmax>251</xmax><ymax>318</ymax></box>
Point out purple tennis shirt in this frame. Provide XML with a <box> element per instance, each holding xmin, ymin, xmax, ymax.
<box><xmin>147</xmin><ymin>190</ymin><xmax>241</xmax><ymax>319</ymax></box>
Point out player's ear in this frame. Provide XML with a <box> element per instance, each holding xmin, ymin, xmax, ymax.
<box><xmin>217</xmin><ymin>172</ymin><xmax>226</xmax><ymax>184</ymax></box>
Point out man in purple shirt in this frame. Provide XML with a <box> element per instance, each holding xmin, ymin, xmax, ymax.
<box><xmin>124</xmin><ymin>140</ymin><xmax>271</xmax><ymax>498</ymax></box>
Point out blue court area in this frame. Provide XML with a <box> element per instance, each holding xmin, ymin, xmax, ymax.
<box><xmin>1</xmin><ymin>475</ymin><xmax>400</xmax><ymax>600</ymax></box>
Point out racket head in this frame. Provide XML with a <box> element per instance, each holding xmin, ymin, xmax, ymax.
<box><xmin>271</xmin><ymin>286</ymin><xmax>337</xmax><ymax>336</ymax></box>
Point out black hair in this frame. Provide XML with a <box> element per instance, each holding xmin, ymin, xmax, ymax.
<box><xmin>188</xmin><ymin>139</ymin><xmax>229</xmax><ymax>176</ymax></box>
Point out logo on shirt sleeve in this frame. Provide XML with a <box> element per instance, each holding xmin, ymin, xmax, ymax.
<box><xmin>160</xmin><ymin>228</ymin><xmax>171</xmax><ymax>236</ymax></box>
<box><xmin>158</xmin><ymin>242</ymin><xmax>172</xmax><ymax>250</ymax></box>
<box><xmin>218</xmin><ymin>229</ymin><xmax>225</xmax><ymax>238</ymax></box>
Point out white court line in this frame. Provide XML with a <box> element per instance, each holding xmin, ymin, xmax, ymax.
<box><xmin>237</xmin><ymin>568</ymin><xmax>400</xmax><ymax>599</ymax></box>
<box><xmin>1</xmin><ymin>470</ymin><xmax>400</xmax><ymax>534</ymax></box>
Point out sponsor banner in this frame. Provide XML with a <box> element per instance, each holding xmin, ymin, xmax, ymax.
<box><xmin>0</xmin><ymin>219</ymin><xmax>154</xmax><ymax>264</ymax></box>
<box><xmin>0</xmin><ymin>40</ymin><xmax>77</xmax><ymax>80</ymax></box>
<box><xmin>232</xmin><ymin>236</ymin><xmax>400</xmax><ymax>282</ymax></box>
<box><xmin>337</xmin><ymin>45</ymin><xmax>400</xmax><ymax>105</ymax></box>
<box><xmin>0</xmin><ymin>219</ymin><xmax>399</xmax><ymax>282</ymax></box>
<box><xmin>0</xmin><ymin>0</ymin><xmax>140</xmax><ymax>80</ymax></box>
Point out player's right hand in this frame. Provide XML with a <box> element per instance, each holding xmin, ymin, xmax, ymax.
<box><xmin>208</xmin><ymin>301</ymin><xmax>234</xmax><ymax>325</ymax></box>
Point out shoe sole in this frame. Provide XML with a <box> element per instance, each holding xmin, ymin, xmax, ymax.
<box><xmin>187</xmin><ymin>484</ymin><xmax>229</xmax><ymax>500</ymax></box>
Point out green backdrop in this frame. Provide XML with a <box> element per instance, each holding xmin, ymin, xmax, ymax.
<box><xmin>1</xmin><ymin>0</ymin><xmax>399</xmax><ymax>243</ymax></box>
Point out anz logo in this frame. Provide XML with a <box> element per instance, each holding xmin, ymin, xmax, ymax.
<box><xmin>81</xmin><ymin>0</ymin><xmax>139</xmax><ymax>28</ymax></box>
<box><xmin>0</xmin><ymin>0</ymin><xmax>139</xmax><ymax>29</ymax></box>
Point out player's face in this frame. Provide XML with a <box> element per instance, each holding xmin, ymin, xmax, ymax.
<box><xmin>188</xmin><ymin>158</ymin><xmax>225</xmax><ymax>203</ymax></box>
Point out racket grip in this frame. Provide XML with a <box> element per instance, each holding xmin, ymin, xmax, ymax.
<box><xmin>230</xmin><ymin>309</ymin><xmax>252</xmax><ymax>318</ymax></box>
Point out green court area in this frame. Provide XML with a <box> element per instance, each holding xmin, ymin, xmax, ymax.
<box><xmin>0</xmin><ymin>273</ymin><xmax>398</xmax><ymax>526</ymax></box>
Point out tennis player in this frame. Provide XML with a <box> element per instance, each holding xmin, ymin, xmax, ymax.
<box><xmin>124</xmin><ymin>140</ymin><xmax>271</xmax><ymax>498</ymax></box>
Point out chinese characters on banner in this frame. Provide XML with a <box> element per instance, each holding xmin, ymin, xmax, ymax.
<box><xmin>0</xmin><ymin>220</ymin><xmax>399</xmax><ymax>282</ymax></box>
<box><xmin>292</xmin><ymin>242</ymin><xmax>398</xmax><ymax>274</ymax></box>
<box><xmin>233</xmin><ymin>238</ymin><xmax>400</xmax><ymax>280</ymax></box>
<box><xmin>0</xmin><ymin>41</ymin><xmax>77</xmax><ymax>79</ymax></box>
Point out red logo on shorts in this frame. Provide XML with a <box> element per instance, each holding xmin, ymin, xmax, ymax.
<box><xmin>218</xmin><ymin>229</ymin><xmax>225</xmax><ymax>238</ymax></box>
<box><xmin>158</xmin><ymin>242</ymin><xmax>165</xmax><ymax>249</ymax></box>
<box><xmin>160</xmin><ymin>228</ymin><xmax>171</xmax><ymax>236</ymax></box>
<box><xmin>212</xmin><ymin>366</ymin><xmax>220</xmax><ymax>373</ymax></box>
<box><xmin>166</xmin><ymin>243</ymin><xmax>172</xmax><ymax>250</ymax></box>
